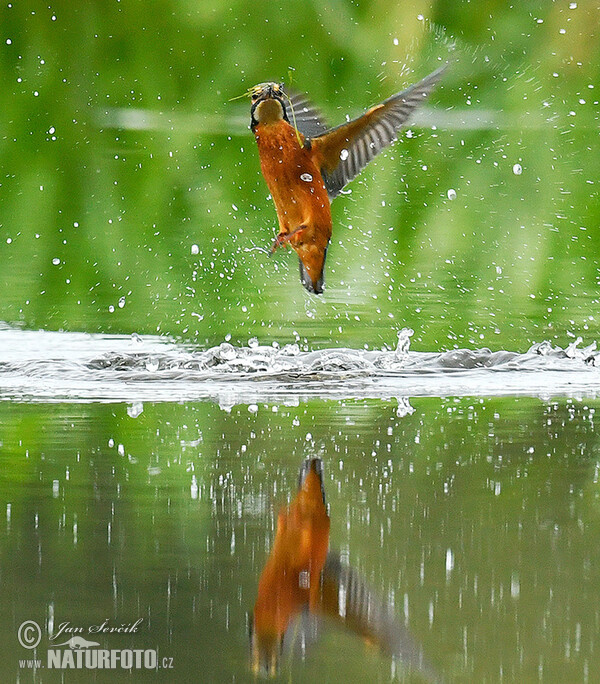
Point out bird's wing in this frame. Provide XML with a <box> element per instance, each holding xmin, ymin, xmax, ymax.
<box><xmin>286</xmin><ymin>89</ymin><xmax>329</xmax><ymax>139</ymax></box>
<box><xmin>319</xmin><ymin>552</ymin><xmax>440</xmax><ymax>682</ymax></box>
<box><xmin>310</xmin><ymin>65</ymin><xmax>447</xmax><ymax>200</ymax></box>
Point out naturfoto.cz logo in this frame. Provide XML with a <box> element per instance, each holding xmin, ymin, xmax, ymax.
<box><xmin>17</xmin><ymin>619</ymin><xmax>174</xmax><ymax>671</ymax></box>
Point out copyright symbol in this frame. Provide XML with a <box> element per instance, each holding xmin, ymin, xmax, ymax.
<box><xmin>18</xmin><ymin>621</ymin><xmax>42</xmax><ymax>649</ymax></box>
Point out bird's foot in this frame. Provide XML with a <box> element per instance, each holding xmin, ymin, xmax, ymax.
<box><xmin>270</xmin><ymin>232</ymin><xmax>287</xmax><ymax>254</ymax></box>
<box><xmin>270</xmin><ymin>226</ymin><xmax>306</xmax><ymax>254</ymax></box>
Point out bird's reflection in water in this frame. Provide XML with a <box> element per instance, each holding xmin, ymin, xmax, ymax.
<box><xmin>250</xmin><ymin>458</ymin><xmax>438</xmax><ymax>681</ymax></box>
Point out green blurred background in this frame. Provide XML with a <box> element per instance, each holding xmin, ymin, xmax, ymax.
<box><xmin>0</xmin><ymin>0</ymin><xmax>598</xmax><ymax>349</ymax></box>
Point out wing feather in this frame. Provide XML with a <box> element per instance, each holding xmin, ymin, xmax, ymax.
<box><xmin>311</xmin><ymin>65</ymin><xmax>447</xmax><ymax>199</ymax></box>
<box><xmin>286</xmin><ymin>90</ymin><xmax>328</xmax><ymax>139</ymax></box>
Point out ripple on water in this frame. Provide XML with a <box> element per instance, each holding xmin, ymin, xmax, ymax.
<box><xmin>0</xmin><ymin>324</ymin><xmax>599</xmax><ymax>404</ymax></box>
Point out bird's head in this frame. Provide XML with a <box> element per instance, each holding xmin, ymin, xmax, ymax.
<box><xmin>250</xmin><ymin>82</ymin><xmax>289</xmax><ymax>128</ymax></box>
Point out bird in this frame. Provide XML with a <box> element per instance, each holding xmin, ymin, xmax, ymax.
<box><xmin>249</xmin><ymin>457</ymin><xmax>440</xmax><ymax>681</ymax></box>
<box><xmin>250</xmin><ymin>458</ymin><xmax>330</xmax><ymax>676</ymax></box>
<box><xmin>249</xmin><ymin>66</ymin><xmax>446</xmax><ymax>294</ymax></box>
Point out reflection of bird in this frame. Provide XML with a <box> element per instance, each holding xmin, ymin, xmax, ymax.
<box><xmin>320</xmin><ymin>553</ymin><xmax>439</xmax><ymax>682</ymax></box>
<box><xmin>249</xmin><ymin>67</ymin><xmax>446</xmax><ymax>293</ymax></box>
<box><xmin>250</xmin><ymin>458</ymin><xmax>330</xmax><ymax>676</ymax></box>
<box><xmin>250</xmin><ymin>458</ymin><xmax>439</xmax><ymax>681</ymax></box>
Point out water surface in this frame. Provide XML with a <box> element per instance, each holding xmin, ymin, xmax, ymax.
<box><xmin>1</xmin><ymin>329</ymin><xmax>600</xmax><ymax>682</ymax></box>
<box><xmin>1</xmin><ymin>326</ymin><xmax>599</xmax><ymax>405</ymax></box>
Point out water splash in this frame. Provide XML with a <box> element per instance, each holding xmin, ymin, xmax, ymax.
<box><xmin>0</xmin><ymin>325</ymin><xmax>599</xmax><ymax>404</ymax></box>
<box><xmin>395</xmin><ymin>328</ymin><xmax>413</xmax><ymax>358</ymax></box>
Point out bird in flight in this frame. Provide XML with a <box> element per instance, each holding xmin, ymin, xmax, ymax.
<box><xmin>249</xmin><ymin>66</ymin><xmax>446</xmax><ymax>294</ymax></box>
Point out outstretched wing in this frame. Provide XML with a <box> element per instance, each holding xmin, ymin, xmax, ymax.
<box><xmin>286</xmin><ymin>89</ymin><xmax>329</xmax><ymax>139</ymax></box>
<box><xmin>319</xmin><ymin>552</ymin><xmax>440</xmax><ymax>681</ymax></box>
<box><xmin>310</xmin><ymin>65</ymin><xmax>447</xmax><ymax>199</ymax></box>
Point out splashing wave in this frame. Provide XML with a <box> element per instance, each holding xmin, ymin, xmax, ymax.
<box><xmin>0</xmin><ymin>325</ymin><xmax>599</xmax><ymax>404</ymax></box>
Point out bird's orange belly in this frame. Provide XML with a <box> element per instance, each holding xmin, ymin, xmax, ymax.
<box><xmin>255</xmin><ymin>123</ymin><xmax>332</xmax><ymax>239</ymax></box>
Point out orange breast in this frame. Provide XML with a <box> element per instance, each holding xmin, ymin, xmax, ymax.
<box><xmin>254</xmin><ymin>120</ymin><xmax>332</xmax><ymax>242</ymax></box>
<box><xmin>252</xmin><ymin>463</ymin><xmax>330</xmax><ymax>641</ymax></box>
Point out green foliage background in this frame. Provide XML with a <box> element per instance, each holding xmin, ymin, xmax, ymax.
<box><xmin>1</xmin><ymin>0</ymin><xmax>598</xmax><ymax>350</ymax></box>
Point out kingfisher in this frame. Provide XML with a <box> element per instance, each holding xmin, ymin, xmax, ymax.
<box><xmin>250</xmin><ymin>458</ymin><xmax>330</xmax><ymax>676</ymax></box>
<box><xmin>249</xmin><ymin>66</ymin><xmax>446</xmax><ymax>294</ymax></box>
<box><xmin>249</xmin><ymin>458</ymin><xmax>439</xmax><ymax>679</ymax></box>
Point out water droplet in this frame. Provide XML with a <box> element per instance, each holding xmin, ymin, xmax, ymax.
<box><xmin>299</xmin><ymin>570</ymin><xmax>310</xmax><ymax>588</ymax></box>
<box><xmin>396</xmin><ymin>397</ymin><xmax>415</xmax><ymax>417</ymax></box>
<box><xmin>118</xmin><ymin>296</ymin><xmax>126</xmax><ymax>309</ymax></box>
<box><xmin>191</xmin><ymin>244</ymin><xmax>199</xmax><ymax>255</ymax></box>
<box><xmin>218</xmin><ymin>342</ymin><xmax>236</xmax><ymax>361</ymax></box>
<box><xmin>300</xmin><ymin>172</ymin><xmax>313</xmax><ymax>182</ymax></box>
<box><xmin>127</xmin><ymin>402</ymin><xmax>144</xmax><ymax>418</ymax></box>
<box><xmin>248</xmin><ymin>337</ymin><xmax>259</xmax><ymax>349</ymax></box>
<box><xmin>447</xmin><ymin>188</ymin><xmax>457</xmax><ymax>200</ymax></box>
<box><xmin>340</xmin><ymin>149</ymin><xmax>349</xmax><ymax>161</ymax></box>
<box><xmin>446</xmin><ymin>548</ymin><xmax>454</xmax><ymax>575</ymax></box>
<box><xmin>145</xmin><ymin>358</ymin><xmax>159</xmax><ymax>372</ymax></box>
<box><xmin>513</xmin><ymin>163</ymin><xmax>522</xmax><ymax>175</ymax></box>
<box><xmin>396</xmin><ymin>328</ymin><xmax>413</xmax><ymax>356</ymax></box>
